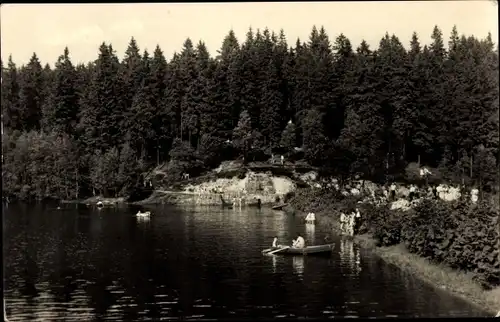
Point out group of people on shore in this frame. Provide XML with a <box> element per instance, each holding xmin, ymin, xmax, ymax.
<box><xmin>339</xmin><ymin>208</ymin><xmax>361</xmax><ymax>236</ymax></box>
<box><xmin>385</xmin><ymin>182</ymin><xmax>480</xmax><ymax>204</ymax></box>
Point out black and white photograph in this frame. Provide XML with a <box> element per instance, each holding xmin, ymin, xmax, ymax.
<box><xmin>1</xmin><ymin>2</ymin><xmax>499</xmax><ymax>320</ymax></box>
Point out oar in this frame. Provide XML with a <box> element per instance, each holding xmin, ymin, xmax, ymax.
<box><xmin>267</xmin><ymin>246</ymin><xmax>290</xmax><ymax>255</ymax></box>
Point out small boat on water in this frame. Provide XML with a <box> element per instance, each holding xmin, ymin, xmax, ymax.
<box><xmin>136</xmin><ymin>211</ymin><xmax>151</xmax><ymax>218</ymax></box>
<box><xmin>262</xmin><ymin>243</ymin><xmax>335</xmax><ymax>256</ymax></box>
<box><xmin>272</xmin><ymin>203</ymin><xmax>288</xmax><ymax>210</ymax></box>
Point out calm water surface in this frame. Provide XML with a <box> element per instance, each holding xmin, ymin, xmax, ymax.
<box><xmin>3</xmin><ymin>203</ymin><xmax>488</xmax><ymax>320</ymax></box>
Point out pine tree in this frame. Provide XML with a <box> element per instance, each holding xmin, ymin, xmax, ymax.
<box><xmin>149</xmin><ymin>45</ymin><xmax>170</xmax><ymax>164</ymax></box>
<box><xmin>208</xmin><ymin>30</ymin><xmax>240</xmax><ymax>139</ymax></box>
<box><xmin>121</xmin><ymin>37</ymin><xmax>144</xmax><ymax>110</ymax></box>
<box><xmin>1</xmin><ymin>56</ymin><xmax>21</xmax><ymax>131</ymax></box>
<box><xmin>18</xmin><ymin>53</ymin><xmax>45</xmax><ymax>131</ymax></box>
<box><xmin>43</xmin><ymin>47</ymin><xmax>78</xmax><ymax>135</ymax></box>
<box><xmin>179</xmin><ymin>38</ymin><xmax>200</xmax><ymax>145</ymax></box>
<box><xmin>237</xmin><ymin>28</ymin><xmax>260</xmax><ymax>130</ymax></box>
<box><xmin>80</xmin><ymin>43</ymin><xmax>125</xmax><ymax>152</ymax></box>
<box><xmin>129</xmin><ymin>49</ymin><xmax>155</xmax><ymax>159</ymax></box>
<box><xmin>164</xmin><ymin>53</ymin><xmax>183</xmax><ymax>140</ymax></box>
<box><xmin>331</xmin><ymin>33</ymin><xmax>355</xmax><ymax>139</ymax></box>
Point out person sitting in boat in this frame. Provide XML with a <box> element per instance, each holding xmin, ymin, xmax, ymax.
<box><xmin>292</xmin><ymin>234</ymin><xmax>305</xmax><ymax>249</ymax></box>
<box><xmin>272</xmin><ymin>236</ymin><xmax>278</xmax><ymax>247</ymax></box>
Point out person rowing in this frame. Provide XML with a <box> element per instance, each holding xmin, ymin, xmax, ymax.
<box><xmin>272</xmin><ymin>236</ymin><xmax>285</xmax><ymax>249</ymax></box>
<box><xmin>292</xmin><ymin>234</ymin><xmax>305</xmax><ymax>249</ymax></box>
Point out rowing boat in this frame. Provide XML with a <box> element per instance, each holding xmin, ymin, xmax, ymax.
<box><xmin>262</xmin><ymin>243</ymin><xmax>335</xmax><ymax>256</ymax></box>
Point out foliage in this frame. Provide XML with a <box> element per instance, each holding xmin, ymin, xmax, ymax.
<box><xmin>402</xmin><ymin>198</ymin><xmax>500</xmax><ymax>289</ymax></box>
<box><xmin>165</xmin><ymin>138</ymin><xmax>205</xmax><ymax>183</ymax></box>
<box><xmin>1</xmin><ymin>25</ymin><xmax>498</xmax><ymax>201</ymax></box>
<box><xmin>290</xmin><ymin>185</ymin><xmax>500</xmax><ymax>289</ymax></box>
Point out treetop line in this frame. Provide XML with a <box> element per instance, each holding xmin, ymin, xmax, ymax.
<box><xmin>1</xmin><ymin>24</ymin><xmax>498</xmax><ymax>200</ymax></box>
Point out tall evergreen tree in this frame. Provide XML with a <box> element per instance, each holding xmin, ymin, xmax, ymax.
<box><xmin>80</xmin><ymin>43</ymin><xmax>125</xmax><ymax>152</ymax></box>
<box><xmin>43</xmin><ymin>47</ymin><xmax>78</xmax><ymax>135</ymax></box>
<box><xmin>18</xmin><ymin>53</ymin><xmax>45</xmax><ymax>131</ymax></box>
<box><xmin>149</xmin><ymin>45</ymin><xmax>170</xmax><ymax>164</ymax></box>
<box><xmin>1</xmin><ymin>56</ymin><xmax>21</xmax><ymax>131</ymax></box>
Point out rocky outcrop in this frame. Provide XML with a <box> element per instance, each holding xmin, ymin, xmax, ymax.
<box><xmin>179</xmin><ymin>170</ymin><xmax>297</xmax><ymax>205</ymax></box>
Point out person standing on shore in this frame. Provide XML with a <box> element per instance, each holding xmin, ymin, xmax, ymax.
<box><xmin>390</xmin><ymin>183</ymin><xmax>396</xmax><ymax>201</ymax></box>
<box><xmin>348</xmin><ymin>212</ymin><xmax>355</xmax><ymax>236</ymax></box>
<box><xmin>409</xmin><ymin>184</ymin><xmax>416</xmax><ymax>202</ymax></box>
<box><xmin>353</xmin><ymin>208</ymin><xmax>361</xmax><ymax>235</ymax></box>
<box><xmin>340</xmin><ymin>212</ymin><xmax>346</xmax><ymax>234</ymax></box>
<box><xmin>471</xmin><ymin>187</ymin><xmax>479</xmax><ymax>204</ymax></box>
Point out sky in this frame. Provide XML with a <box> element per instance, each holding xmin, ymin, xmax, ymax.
<box><xmin>1</xmin><ymin>2</ymin><xmax>498</xmax><ymax>66</ymax></box>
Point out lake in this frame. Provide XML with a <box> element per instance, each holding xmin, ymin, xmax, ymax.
<box><xmin>3</xmin><ymin>203</ymin><xmax>488</xmax><ymax>320</ymax></box>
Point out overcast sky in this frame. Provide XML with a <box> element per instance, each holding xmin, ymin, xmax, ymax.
<box><xmin>1</xmin><ymin>2</ymin><xmax>498</xmax><ymax>66</ymax></box>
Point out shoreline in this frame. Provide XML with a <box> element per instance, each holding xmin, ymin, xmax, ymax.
<box><xmin>289</xmin><ymin>208</ymin><xmax>499</xmax><ymax>316</ymax></box>
<box><xmin>11</xmin><ymin>185</ymin><xmax>500</xmax><ymax>316</ymax></box>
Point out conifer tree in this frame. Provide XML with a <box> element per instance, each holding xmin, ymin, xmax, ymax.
<box><xmin>18</xmin><ymin>53</ymin><xmax>45</xmax><ymax>131</ymax></box>
<box><xmin>1</xmin><ymin>56</ymin><xmax>21</xmax><ymax>131</ymax></box>
<box><xmin>43</xmin><ymin>47</ymin><xmax>78</xmax><ymax>135</ymax></box>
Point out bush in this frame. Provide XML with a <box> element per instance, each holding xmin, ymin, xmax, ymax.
<box><xmin>402</xmin><ymin>198</ymin><xmax>500</xmax><ymax>289</ymax></box>
<box><xmin>362</xmin><ymin>204</ymin><xmax>406</xmax><ymax>247</ymax></box>
<box><xmin>448</xmin><ymin>201</ymin><xmax>499</xmax><ymax>288</ymax></box>
<box><xmin>288</xmin><ymin>188</ymin><xmax>345</xmax><ymax>214</ymax></box>
<box><xmin>401</xmin><ymin>199</ymin><xmax>456</xmax><ymax>261</ymax></box>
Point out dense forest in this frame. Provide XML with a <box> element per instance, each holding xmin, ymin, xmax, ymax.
<box><xmin>1</xmin><ymin>25</ymin><xmax>499</xmax><ymax>201</ymax></box>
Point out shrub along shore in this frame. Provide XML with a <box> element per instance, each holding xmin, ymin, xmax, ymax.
<box><xmin>286</xmin><ymin>188</ymin><xmax>500</xmax><ymax>316</ymax></box>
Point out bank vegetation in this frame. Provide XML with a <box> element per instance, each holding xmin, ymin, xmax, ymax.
<box><xmin>288</xmin><ymin>187</ymin><xmax>500</xmax><ymax>314</ymax></box>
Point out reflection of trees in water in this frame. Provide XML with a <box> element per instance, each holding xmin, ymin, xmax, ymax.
<box><xmin>293</xmin><ymin>256</ymin><xmax>304</xmax><ymax>277</ymax></box>
<box><xmin>305</xmin><ymin>223</ymin><xmax>315</xmax><ymax>244</ymax></box>
<box><xmin>339</xmin><ymin>239</ymin><xmax>361</xmax><ymax>275</ymax></box>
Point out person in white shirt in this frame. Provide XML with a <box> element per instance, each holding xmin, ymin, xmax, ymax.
<box><xmin>409</xmin><ymin>185</ymin><xmax>416</xmax><ymax>201</ymax></box>
<box><xmin>348</xmin><ymin>212</ymin><xmax>355</xmax><ymax>236</ymax></box>
<box><xmin>390</xmin><ymin>183</ymin><xmax>396</xmax><ymax>201</ymax></box>
<box><xmin>340</xmin><ymin>212</ymin><xmax>346</xmax><ymax>234</ymax></box>
<box><xmin>471</xmin><ymin>187</ymin><xmax>479</xmax><ymax>204</ymax></box>
<box><xmin>272</xmin><ymin>236</ymin><xmax>278</xmax><ymax>248</ymax></box>
<box><xmin>292</xmin><ymin>234</ymin><xmax>306</xmax><ymax>249</ymax></box>
<box><xmin>353</xmin><ymin>208</ymin><xmax>361</xmax><ymax>235</ymax></box>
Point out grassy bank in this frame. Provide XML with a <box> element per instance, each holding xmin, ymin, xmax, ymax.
<box><xmin>355</xmin><ymin>234</ymin><xmax>500</xmax><ymax>316</ymax></box>
<box><xmin>287</xmin><ymin>189</ymin><xmax>500</xmax><ymax>316</ymax></box>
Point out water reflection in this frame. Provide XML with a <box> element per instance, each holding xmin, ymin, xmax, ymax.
<box><xmin>272</xmin><ymin>255</ymin><xmax>277</xmax><ymax>273</ymax></box>
<box><xmin>339</xmin><ymin>238</ymin><xmax>361</xmax><ymax>275</ymax></box>
<box><xmin>3</xmin><ymin>204</ymin><xmax>490</xmax><ymax>320</ymax></box>
<box><xmin>136</xmin><ymin>216</ymin><xmax>150</xmax><ymax>224</ymax></box>
<box><xmin>305</xmin><ymin>223</ymin><xmax>315</xmax><ymax>244</ymax></box>
<box><xmin>292</xmin><ymin>256</ymin><xmax>305</xmax><ymax>278</ymax></box>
